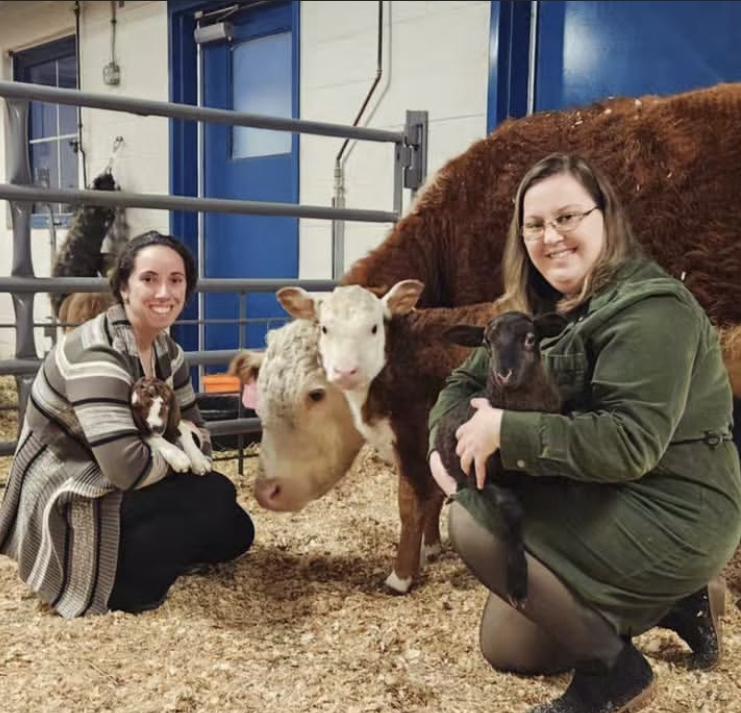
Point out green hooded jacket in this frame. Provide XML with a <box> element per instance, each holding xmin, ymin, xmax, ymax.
<box><xmin>428</xmin><ymin>258</ymin><xmax>741</xmax><ymax>635</ymax></box>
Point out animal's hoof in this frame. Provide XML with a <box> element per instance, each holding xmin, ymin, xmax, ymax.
<box><xmin>384</xmin><ymin>571</ymin><xmax>412</xmax><ymax>595</ymax></box>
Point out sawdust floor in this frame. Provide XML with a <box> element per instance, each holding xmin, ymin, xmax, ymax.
<box><xmin>1</xmin><ymin>381</ymin><xmax>741</xmax><ymax>711</ymax></box>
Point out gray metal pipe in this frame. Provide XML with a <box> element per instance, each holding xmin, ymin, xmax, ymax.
<box><xmin>0</xmin><ymin>276</ymin><xmax>337</xmax><ymax>294</ymax></box>
<box><xmin>0</xmin><ymin>183</ymin><xmax>398</xmax><ymax>224</ymax></box>
<box><xmin>0</xmin><ymin>80</ymin><xmax>404</xmax><ymax>144</ymax></box>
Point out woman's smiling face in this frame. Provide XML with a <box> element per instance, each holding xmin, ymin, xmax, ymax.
<box><xmin>522</xmin><ymin>172</ymin><xmax>605</xmax><ymax>296</ymax></box>
<box><xmin>120</xmin><ymin>245</ymin><xmax>187</xmax><ymax>337</ymax></box>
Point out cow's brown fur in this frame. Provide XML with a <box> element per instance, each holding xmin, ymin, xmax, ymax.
<box><xmin>340</xmin><ymin>83</ymin><xmax>741</xmax><ymax>391</ymax></box>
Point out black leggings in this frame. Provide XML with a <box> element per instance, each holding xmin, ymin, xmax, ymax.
<box><xmin>108</xmin><ymin>471</ymin><xmax>255</xmax><ymax>614</ymax></box>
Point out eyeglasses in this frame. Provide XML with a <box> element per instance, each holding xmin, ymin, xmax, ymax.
<box><xmin>521</xmin><ymin>206</ymin><xmax>599</xmax><ymax>242</ymax></box>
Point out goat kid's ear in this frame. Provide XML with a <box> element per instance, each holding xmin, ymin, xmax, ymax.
<box><xmin>382</xmin><ymin>279</ymin><xmax>425</xmax><ymax>317</ymax></box>
<box><xmin>443</xmin><ymin>325</ymin><xmax>485</xmax><ymax>348</ymax></box>
<box><xmin>277</xmin><ymin>287</ymin><xmax>319</xmax><ymax>321</ymax></box>
<box><xmin>534</xmin><ymin>313</ymin><xmax>568</xmax><ymax>339</ymax></box>
<box><xmin>228</xmin><ymin>350</ymin><xmax>263</xmax><ymax>384</ymax></box>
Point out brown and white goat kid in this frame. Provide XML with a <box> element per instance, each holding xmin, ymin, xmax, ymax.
<box><xmin>130</xmin><ymin>377</ymin><xmax>213</xmax><ymax>476</ymax></box>
<box><xmin>435</xmin><ymin>311</ymin><xmax>565</xmax><ymax>607</ymax></box>
<box><xmin>277</xmin><ymin>279</ymin><xmax>503</xmax><ymax>593</ymax></box>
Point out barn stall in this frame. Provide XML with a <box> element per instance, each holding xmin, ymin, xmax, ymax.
<box><xmin>0</xmin><ymin>2</ymin><xmax>741</xmax><ymax>713</ymax></box>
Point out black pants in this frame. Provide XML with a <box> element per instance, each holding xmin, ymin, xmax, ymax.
<box><xmin>108</xmin><ymin>471</ymin><xmax>255</xmax><ymax>614</ymax></box>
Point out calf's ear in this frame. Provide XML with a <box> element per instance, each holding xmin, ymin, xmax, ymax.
<box><xmin>383</xmin><ymin>279</ymin><xmax>425</xmax><ymax>316</ymax></box>
<box><xmin>277</xmin><ymin>287</ymin><xmax>319</xmax><ymax>321</ymax></box>
<box><xmin>228</xmin><ymin>350</ymin><xmax>264</xmax><ymax>384</ymax></box>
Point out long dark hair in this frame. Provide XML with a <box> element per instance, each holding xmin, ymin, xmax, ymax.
<box><xmin>109</xmin><ymin>230</ymin><xmax>198</xmax><ymax>304</ymax></box>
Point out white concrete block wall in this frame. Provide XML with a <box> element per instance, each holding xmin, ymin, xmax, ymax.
<box><xmin>0</xmin><ymin>0</ymin><xmax>492</xmax><ymax>357</ymax></box>
<box><xmin>298</xmin><ymin>0</ymin><xmax>491</xmax><ymax>277</ymax></box>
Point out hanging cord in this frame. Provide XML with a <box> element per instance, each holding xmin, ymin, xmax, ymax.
<box><xmin>110</xmin><ymin>0</ymin><xmax>117</xmax><ymax>66</ymax></box>
<box><xmin>104</xmin><ymin>135</ymin><xmax>124</xmax><ymax>175</ymax></box>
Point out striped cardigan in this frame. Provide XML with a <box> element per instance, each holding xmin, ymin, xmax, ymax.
<box><xmin>0</xmin><ymin>303</ymin><xmax>211</xmax><ymax>618</ymax></box>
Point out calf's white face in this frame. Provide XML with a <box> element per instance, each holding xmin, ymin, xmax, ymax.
<box><xmin>230</xmin><ymin>319</ymin><xmax>365</xmax><ymax>512</ymax></box>
<box><xmin>278</xmin><ymin>280</ymin><xmax>424</xmax><ymax>393</ymax></box>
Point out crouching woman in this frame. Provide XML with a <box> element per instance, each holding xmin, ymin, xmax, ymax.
<box><xmin>0</xmin><ymin>231</ymin><xmax>254</xmax><ymax>618</ymax></box>
<box><xmin>428</xmin><ymin>153</ymin><xmax>741</xmax><ymax>713</ymax></box>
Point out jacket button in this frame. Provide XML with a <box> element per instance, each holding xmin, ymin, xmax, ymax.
<box><xmin>517</xmin><ymin>459</ymin><xmax>526</xmax><ymax>468</ymax></box>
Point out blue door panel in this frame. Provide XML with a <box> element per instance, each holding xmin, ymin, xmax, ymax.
<box><xmin>203</xmin><ymin>1</ymin><xmax>298</xmax><ymax>353</ymax></box>
<box><xmin>169</xmin><ymin>1</ymin><xmax>299</xmax><ymax>359</ymax></box>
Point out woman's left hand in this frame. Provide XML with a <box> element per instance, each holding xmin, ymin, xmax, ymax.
<box><xmin>455</xmin><ymin>398</ymin><xmax>504</xmax><ymax>490</ymax></box>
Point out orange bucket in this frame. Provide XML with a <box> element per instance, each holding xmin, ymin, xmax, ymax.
<box><xmin>202</xmin><ymin>374</ymin><xmax>241</xmax><ymax>394</ymax></box>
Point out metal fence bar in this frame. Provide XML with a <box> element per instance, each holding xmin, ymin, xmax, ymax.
<box><xmin>0</xmin><ymin>277</ymin><xmax>338</xmax><ymax>293</ymax></box>
<box><xmin>0</xmin><ymin>80</ymin><xmax>404</xmax><ymax>144</ymax></box>
<box><xmin>0</xmin><ymin>79</ymin><xmax>427</xmax><ymax>460</ymax></box>
<box><xmin>0</xmin><ymin>184</ymin><xmax>399</xmax><ymax>224</ymax></box>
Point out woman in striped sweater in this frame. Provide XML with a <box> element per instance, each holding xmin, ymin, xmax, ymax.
<box><xmin>0</xmin><ymin>231</ymin><xmax>255</xmax><ymax>617</ymax></box>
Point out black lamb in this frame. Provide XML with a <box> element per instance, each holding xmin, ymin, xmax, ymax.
<box><xmin>435</xmin><ymin>310</ymin><xmax>566</xmax><ymax>607</ymax></box>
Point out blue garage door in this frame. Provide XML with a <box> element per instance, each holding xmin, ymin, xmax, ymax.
<box><xmin>535</xmin><ymin>1</ymin><xmax>741</xmax><ymax>111</ymax></box>
<box><xmin>488</xmin><ymin>1</ymin><xmax>741</xmax><ymax>124</ymax></box>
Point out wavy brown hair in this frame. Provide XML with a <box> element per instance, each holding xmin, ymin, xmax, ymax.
<box><xmin>497</xmin><ymin>153</ymin><xmax>643</xmax><ymax>315</ymax></box>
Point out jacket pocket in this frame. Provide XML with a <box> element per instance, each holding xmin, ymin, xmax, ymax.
<box><xmin>544</xmin><ymin>351</ymin><xmax>590</xmax><ymax>411</ymax></box>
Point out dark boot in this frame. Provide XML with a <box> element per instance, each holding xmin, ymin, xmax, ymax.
<box><xmin>529</xmin><ymin>642</ymin><xmax>655</xmax><ymax>713</ymax></box>
<box><xmin>658</xmin><ymin>576</ymin><xmax>725</xmax><ymax>671</ymax></box>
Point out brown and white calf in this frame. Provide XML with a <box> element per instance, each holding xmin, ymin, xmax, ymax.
<box><xmin>274</xmin><ymin>280</ymin><xmax>505</xmax><ymax>593</ymax></box>
<box><xmin>130</xmin><ymin>376</ymin><xmax>212</xmax><ymax>476</ymax></box>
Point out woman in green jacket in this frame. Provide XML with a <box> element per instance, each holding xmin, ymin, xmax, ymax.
<box><xmin>427</xmin><ymin>153</ymin><xmax>741</xmax><ymax>713</ymax></box>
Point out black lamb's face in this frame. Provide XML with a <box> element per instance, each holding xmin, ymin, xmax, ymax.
<box><xmin>485</xmin><ymin>312</ymin><xmax>540</xmax><ymax>389</ymax></box>
<box><xmin>131</xmin><ymin>377</ymin><xmax>172</xmax><ymax>436</ymax></box>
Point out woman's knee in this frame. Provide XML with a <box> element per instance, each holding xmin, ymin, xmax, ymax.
<box><xmin>200</xmin><ymin>470</ymin><xmax>238</xmax><ymax>501</ymax></box>
<box><xmin>478</xmin><ymin>593</ymin><xmax>572</xmax><ymax>675</ymax></box>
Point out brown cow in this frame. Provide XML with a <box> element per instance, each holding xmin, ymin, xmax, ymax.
<box><xmin>342</xmin><ymin>82</ymin><xmax>741</xmax><ymax>393</ymax></box>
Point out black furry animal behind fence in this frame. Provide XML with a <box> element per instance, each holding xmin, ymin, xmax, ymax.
<box><xmin>435</xmin><ymin>311</ymin><xmax>566</xmax><ymax>607</ymax></box>
<box><xmin>49</xmin><ymin>171</ymin><xmax>118</xmax><ymax>318</ymax></box>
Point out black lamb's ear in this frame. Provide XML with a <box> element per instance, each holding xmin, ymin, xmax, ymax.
<box><xmin>534</xmin><ymin>313</ymin><xmax>567</xmax><ymax>339</ymax></box>
<box><xmin>443</xmin><ymin>325</ymin><xmax>485</xmax><ymax>348</ymax></box>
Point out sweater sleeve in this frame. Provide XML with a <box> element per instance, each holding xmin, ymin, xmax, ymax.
<box><xmin>499</xmin><ymin>296</ymin><xmax>701</xmax><ymax>482</ymax></box>
<box><xmin>63</xmin><ymin>345</ymin><xmax>172</xmax><ymax>490</ymax></box>
<box><xmin>428</xmin><ymin>346</ymin><xmax>489</xmax><ymax>457</ymax></box>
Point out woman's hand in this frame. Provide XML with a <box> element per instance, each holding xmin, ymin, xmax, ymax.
<box><xmin>429</xmin><ymin>450</ymin><xmax>458</xmax><ymax>497</ymax></box>
<box><xmin>455</xmin><ymin>398</ymin><xmax>504</xmax><ymax>490</ymax></box>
